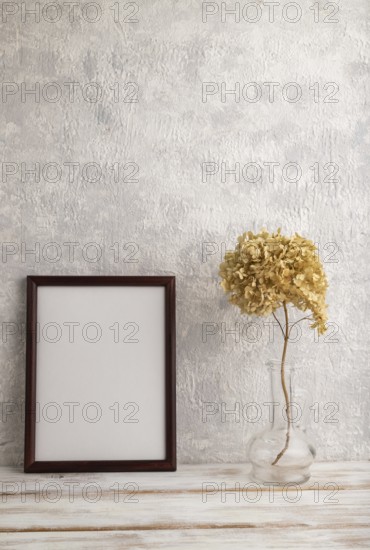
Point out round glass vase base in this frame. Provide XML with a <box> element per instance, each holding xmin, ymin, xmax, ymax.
<box><xmin>250</xmin><ymin>464</ymin><xmax>311</xmax><ymax>485</ymax></box>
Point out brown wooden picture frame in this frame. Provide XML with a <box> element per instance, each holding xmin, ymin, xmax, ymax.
<box><xmin>24</xmin><ymin>275</ymin><xmax>176</xmax><ymax>473</ymax></box>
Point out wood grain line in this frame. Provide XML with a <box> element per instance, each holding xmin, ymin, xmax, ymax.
<box><xmin>1</xmin><ymin>523</ymin><xmax>370</xmax><ymax>533</ymax></box>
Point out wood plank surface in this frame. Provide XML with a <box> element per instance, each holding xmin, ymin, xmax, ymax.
<box><xmin>1</xmin><ymin>528</ymin><xmax>370</xmax><ymax>550</ymax></box>
<box><xmin>0</xmin><ymin>462</ymin><xmax>369</xmax><ymax>549</ymax></box>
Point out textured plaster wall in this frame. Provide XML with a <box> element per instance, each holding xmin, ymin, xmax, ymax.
<box><xmin>0</xmin><ymin>0</ymin><xmax>369</xmax><ymax>465</ymax></box>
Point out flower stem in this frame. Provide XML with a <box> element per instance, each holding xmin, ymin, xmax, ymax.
<box><xmin>272</xmin><ymin>301</ymin><xmax>290</xmax><ymax>466</ymax></box>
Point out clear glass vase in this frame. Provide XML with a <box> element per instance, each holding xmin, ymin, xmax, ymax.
<box><xmin>248</xmin><ymin>361</ymin><xmax>316</xmax><ymax>484</ymax></box>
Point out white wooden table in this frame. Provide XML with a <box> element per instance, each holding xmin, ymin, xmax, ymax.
<box><xmin>0</xmin><ymin>462</ymin><xmax>369</xmax><ymax>548</ymax></box>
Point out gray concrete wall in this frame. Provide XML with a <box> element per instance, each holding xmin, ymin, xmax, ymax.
<box><xmin>0</xmin><ymin>0</ymin><xmax>369</xmax><ymax>464</ymax></box>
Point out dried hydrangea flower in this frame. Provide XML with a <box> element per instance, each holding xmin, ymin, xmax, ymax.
<box><xmin>219</xmin><ymin>228</ymin><xmax>329</xmax><ymax>465</ymax></box>
<box><xmin>219</xmin><ymin>228</ymin><xmax>328</xmax><ymax>334</ymax></box>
